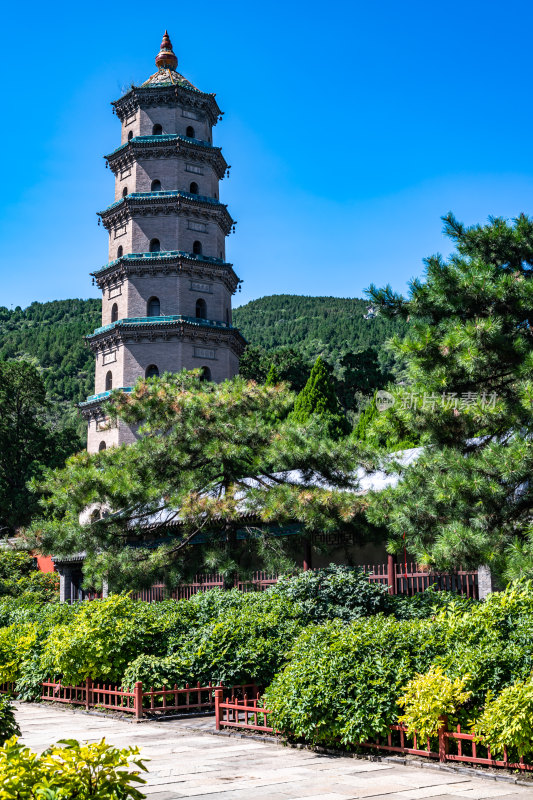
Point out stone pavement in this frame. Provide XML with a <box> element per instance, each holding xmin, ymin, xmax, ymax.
<box><xmin>15</xmin><ymin>703</ymin><xmax>533</xmax><ymax>800</ymax></box>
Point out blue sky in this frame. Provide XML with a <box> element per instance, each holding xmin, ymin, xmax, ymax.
<box><xmin>1</xmin><ymin>0</ymin><xmax>532</xmax><ymax>310</ymax></box>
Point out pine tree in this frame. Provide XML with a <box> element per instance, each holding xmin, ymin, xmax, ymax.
<box><xmin>265</xmin><ymin>362</ymin><xmax>282</xmax><ymax>386</ymax></box>
<box><xmin>292</xmin><ymin>356</ymin><xmax>350</xmax><ymax>438</ymax></box>
<box><xmin>365</xmin><ymin>213</ymin><xmax>533</xmax><ymax>581</ymax></box>
<box><xmin>30</xmin><ymin>372</ymin><xmax>368</xmax><ymax>590</ymax></box>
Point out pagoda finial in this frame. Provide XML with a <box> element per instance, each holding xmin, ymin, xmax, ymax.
<box><xmin>155</xmin><ymin>30</ymin><xmax>178</xmax><ymax>70</ymax></box>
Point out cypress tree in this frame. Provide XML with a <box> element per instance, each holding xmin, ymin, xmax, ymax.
<box><xmin>292</xmin><ymin>357</ymin><xmax>350</xmax><ymax>438</ymax></box>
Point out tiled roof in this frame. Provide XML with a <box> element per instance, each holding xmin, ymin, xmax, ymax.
<box><xmin>106</xmin><ymin>133</ymin><xmax>215</xmax><ymax>158</ymax></box>
<box><xmin>140</xmin><ymin>68</ymin><xmax>202</xmax><ymax>92</ymax></box>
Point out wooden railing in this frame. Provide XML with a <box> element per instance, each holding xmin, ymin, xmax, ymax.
<box><xmin>2</xmin><ymin>679</ymin><xmax>258</xmax><ymax>721</ymax></box>
<box><xmin>214</xmin><ymin>692</ymin><xmax>532</xmax><ymax>772</ymax></box>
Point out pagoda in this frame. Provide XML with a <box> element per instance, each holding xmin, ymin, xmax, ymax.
<box><xmin>80</xmin><ymin>32</ymin><xmax>245</xmax><ymax>453</ymax></box>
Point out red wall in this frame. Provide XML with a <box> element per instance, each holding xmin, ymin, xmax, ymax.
<box><xmin>36</xmin><ymin>555</ymin><xmax>55</xmax><ymax>573</ymax></box>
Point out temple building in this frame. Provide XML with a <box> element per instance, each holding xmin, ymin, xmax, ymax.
<box><xmin>80</xmin><ymin>32</ymin><xmax>245</xmax><ymax>453</ymax></box>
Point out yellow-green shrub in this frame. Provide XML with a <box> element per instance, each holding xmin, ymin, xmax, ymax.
<box><xmin>0</xmin><ymin>737</ymin><xmax>147</xmax><ymax>798</ymax></box>
<box><xmin>473</xmin><ymin>677</ymin><xmax>533</xmax><ymax>759</ymax></box>
<box><xmin>397</xmin><ymin>666</ymin><xmax>471</xmax><ymax>742</ymax></box>
<box><xmin>0</xmin><ymin>624</ymin><xmax>37</xmax><ymax>684</ymax></box>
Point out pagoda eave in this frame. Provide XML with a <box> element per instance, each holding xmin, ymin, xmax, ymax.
<box><xmin>105</xmin><ymin>138</ymin><xmax>228</xmax><ymax>180</ymax></box>
<box><xmin>112</xmin><ymin>85</ymin><xmax>222</xmax><ymax>127</ymax></box>
<box><xmin>98</xmin><ymin>195</ymin><xmax>234</xmax><ymax>236</ymax></box>
<box><xmin>92</xmin><ymin>254</ymin><xmax>240</xmax><ymax>294</ymax></box>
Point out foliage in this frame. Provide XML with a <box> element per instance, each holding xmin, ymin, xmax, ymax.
<box><xmin>0</xmin><ymin>360</ymin><xmax>82</xmax><ymax>532</ymax></box>
<box><xmin>31</xmin><ymin>372</ymin><xmax>369</xmax><ymax>589</ymax></box>
<box><xmin>397</xmin><ymin>666</ymin><xmax>471</xmax><ymax>741</ymax></box>
<box><xmin>0</xmin><ymin>299</ymin><xmax>100</xmax><ymax>407</ymax></box>
<box><xmin>0</xmin><ymin>624</ymin><xmax>37</xmax><ymax>684</ymax></box>
<box><xmin>233</xmin><ymin>295</ymin><xmax>406</xmax><ymax>369</ymax></box>
<box><xmin>0</xmin><ymin>552</ymin><xmax>59</xmax><ymax>602</ymax></box>
<box><xmin>0</xmin><ymin>698</ymin><xmax>20</xmax><ymax>746</ymax></box>
<box><xmin>0</xmin><ymin>737</ymin><xmax>147</xmax><ymax>799</ymax></box>
<box><xmin>40</xmin><ymin>595</ymin><xmax>179</xmax><ymax>685</ymax></box>
<box><xmin>291</xmin><ymin>357</ymin><xmax>350</xmax><ymax>438</ymax></box>
<box><xmin>124</xmin><ymin>593</ymin><xmax>302</xmax><ymax>689</ymax></box>
<box><xmin>264</xmin><ymin>616</ymin><xmax>440</xmax><ymax>745</ymax></box>
<box><xmin>270</xmin><ymin>565</ymin><xmax>393</xmax><ymax>622</ymax></box>
<box><xmin>473</xmin><ymin>677</ymin><xmax>533</xmax><ymax>759</ymax></box>
<box><xmin>366</xmin><ymin>214</ymin><xmax>533</xmax><ymax>580</ymax></box>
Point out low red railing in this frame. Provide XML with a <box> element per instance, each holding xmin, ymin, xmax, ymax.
<box><xmin>37</xmin><ymin>679</ymin><xmax>258</xmax><ymax>720</ymax></box>
<box><xmin>214</xmin><ymin>693</ymin><xmax>533</xmax><ymax>772</ymax></box>
<box><xmin>215</xmin><ymin>688</ymin><xmax>275</xmax><ymax>733</ymax></box>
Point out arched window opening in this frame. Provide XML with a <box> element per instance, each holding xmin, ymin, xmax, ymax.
<box><xmin>122</xmin><ymin>186</ymin><xmax>128</xmax><ymax>198</ymax></box>
<box><xmin>195</xmin><ymin>298</ymin><xmax>207</xmax><ymax>319</ymax></box>
<box><xmin>151</xmin><ymin>179</ymin><xmax>162</xmax><ymax>192</ymax></box>
<box><xmin>149</xmin><ymin>238</ymin><xmax>161</xmax><ymax>253</ymax></box>
<box><xmin>105</xmin><ymin>371</ymin><xmax>113</xmax><ymax>391</ymax></box>
<box><xmin>186</xmin><ymin>126</ymin><xmax>195</xmax><ymax>138</ymax></box>
<box><xmin>127</xmin><ymin>130</ymin><xmax>133</xmax><ymax>141</ymax></box>
<box><xmin>225</xmin><ymin>308</ymin><xmax>230</xmax><ymax>325</ymax></box>
<box><xmin>117</xmin><ymin>245</ymin><xmax>123</xmax><ymax>258</ymax></box>
<box><xmin>152</xmin><ymin>123</ymin><xmax>163</xmax><ymax>135</ymax></box>
<box><xmin>189</xmin><ymin>181</ymin><xmax>199</xmax><ymax>195</ymax></box>
<box><xmin>192</xmin><ymin>240</ymin><xmax>202</xmax><ymax>255</ymax></box>
<box><xmin>98</xmin><ymin>443</ymin><xmax>106</xmax><ymax>453</ymax></box>
<box><xmin>111</xmin><ymin>303</ymin><xmax>118</xmax><ymax>323</ymax></box>
<box><xmin>145</xmin><ymin>364</ymin><xmax>159</xmax><ymax>379</ymax></box>
<box><xmin>147</xmin><ymin>296</ymin><xmax>160</xmax><ymax>317</ymax></box>
<box><xmin>90</xmin><ymin>507</ymin><xmax>102</xmax><ymax>520</ymax></box>
<box><xmin>200</xmin><ymin>366</ymin><xmax>211</xmax><ymax>382</ymax></box>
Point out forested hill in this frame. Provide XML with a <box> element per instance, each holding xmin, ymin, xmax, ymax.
<box><xmin>0</xmin><ymin>294</ymin><xmax>405</xmax><ymax>408</ymax></box>
<box><xmin>0</xmin><ymin>300</ymin><xmax>100</xmax><ymax>405</ymax></box>
<box><xmin>232</xmin><ymin>295</ymin><xmax>406</xmax><ymax>366</ymax></box>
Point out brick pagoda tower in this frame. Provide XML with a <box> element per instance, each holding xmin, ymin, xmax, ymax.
<box><xmin>80</xmin><ymin>32</ymin><xmax>245</xmax><ymax>453</ymax></box>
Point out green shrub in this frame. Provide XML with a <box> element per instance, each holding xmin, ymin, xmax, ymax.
<box><xmin>0</xmin><ymin>624</ymin><xmax>37</xmax><ymax>684</ymax></box>
<box><xmin>124</xmin><ymin>593</ymin><xmax>302</xmax><ymax>689</ymax></box>
<box><xmin>0</xmin><ymin>551</ymin><xmax>59</xmax><ymax>602</ymax></box>
<box><xmin>0</xmin><ymin>697</ymin><xmax>20</xmax><ymax>745</ymax></box>
<box><xmin>473</xmin><ymin>677</ymin><xmax>533</xmax><ymax>760</ymax></box>
<box><xmin>264</xmin><ymin>616</ymin><xmax>443</xmax><ymax>745</ymax></box>
<box><xmin>0</xmin><ymin>737</ymin><xmax>147</xmax><ymax>798</ymax></box>
<box><xmin>391</xmin><ymin>588</ymin><xmax>476</xmax><ymax>620</ymax></box>
<box><xmin>40</xmin><ymin>595</ymin><xmax>180</xmax><ymax>685</ymax></box>
<box><xmin>270</xmin><ymin>565</ymin><xmax>393</xmax><ymax>622</ymax></box>
<box><xmin>397</xmin><ymin>666</ymin><xmax>471</xmax><ymax>741</ymax></box>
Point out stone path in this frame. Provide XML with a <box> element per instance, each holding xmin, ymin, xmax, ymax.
<box><xmin>15</xmin><ymin>703</ymin><xmax>533</xmax><ymax>800</ymax></box>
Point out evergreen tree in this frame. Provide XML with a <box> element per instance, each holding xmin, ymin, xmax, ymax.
<box><xmin>365</xmin><ymin>213</ymin><xmax>533</xmax><ymax>581</ymax></box>
<box><xmin>292</xmin><ymin>357</ymin><xmax>350</xmax><ymax>439</ymax></box>
<box><xmin>265</xmin><ymin>362</ymin><xmax>282</xmax><ymax>386</ymax></box>
<box><xmin>30</xmin><ymin>372</ymin><xmax>369</xmax><ymax>590</ymax></box>
<box><xmin>0</xmin><ymin>360</ymin><xmax>81</xmax><ymax>533</ymax></box>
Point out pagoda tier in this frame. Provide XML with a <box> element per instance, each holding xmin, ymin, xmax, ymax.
<box><xmin>92</xmin><ymin>250</ymin><xmax>240</xmax><ymax>295</ymax></box>
<box><xmin>112</xmin><ymin>82</ymin><xmax>222</xmax><ymax>129</ymax></box>
<box><xmin>105</xmin><ymin>134</ymin><xmax>228</xmax><ymax>181</ymax></box>
<box><xmin>98</xmin><ymin>192</ymin><xmax>234</xmax><ymax>236</ymax></box>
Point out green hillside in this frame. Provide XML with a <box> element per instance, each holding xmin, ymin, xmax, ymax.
<box><xmin>0</xmin><ymin>294</ymin><xmax>405</xmax><ymax>411</ymax></box>
<box><xmin>232</xmin><ymin>295</ymin><xmax>406</xmax><ymax>365</ymax></box>
<box><xmin>0</xmin><ymin>300</ymin><xmax>100</xmax><ymax>405</ymax></box>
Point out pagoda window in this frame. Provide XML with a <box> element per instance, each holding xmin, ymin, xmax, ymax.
<box><xmin>147</xmin><ymin>296</ymin><xmax>160</xmax><ymax>317</ymax></box>
<box><xmin>186</xmin><ymin>126</ymin><xmax>195</xmax><ymax>138</ymax></box>
<box><xmin>151</xmin><ymin>179</ymin><xmax>162</xmax><ymax>192</ymax></box>
<box><xmin>105</xmin><ymin>371</ymin><xmax>113</xmax><ymax>391</ymax></box>
<box><xmin>145</xmin><ymin>364</ymin><xmax>159</xmax><ymax>378</ymax></box>
<box><xmin>98</xmin><ymin>442</ymin><xmax>106</xmax><ymax>452</ymax></box>
<box><xmin>152</xmin><ymin>123</ymin><xmax>163</xmax><ymax>135</ymax></box>
<box><xmin>192</xmin><ymin>240</ymin><xmax>202</xmax><ymax>255</ymax></box>
<box><xmin>200</xmin><ymin>366</ymin><xmax>211</xmax><ymax>381</ymax></box>
<box><xmin>128</xmin><ymin>130</ymin><xmax>133</xmax><ymax>141</ymax></box>
<box><xmin>117</xmin><ymin>246</ymin><xmax>123</xmax><ymax>258</ymax></box>
<box><xmin>122</xmin><ymin>186</ymin><xmax>128</xmax><ymax>198</ymax></box>
<box><xmin>225</xmin><ymin>308</ymin><xmax>230</xmax><ymax>325</ymax></box>
<box><xmin>195</xmin><ymin>298</ymin><xmax>207</xmax><ymax>319</ymax></box>
<box><xmin>149</xmin><ymin>238</ymin><xmax>161</xmax><ymax>253</ymax></box>
<box><xmin>111</xmin><ymin>303</ymin><xmax>118</xmax><ymax>323</ymax></box>
<box><xmin>189</xmin><ymin>182</ymin><xmax>199</xmax><ymax>195</ymax></box>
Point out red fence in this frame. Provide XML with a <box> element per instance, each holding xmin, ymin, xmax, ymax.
<box><xmin>214</xmin><ymin>693</ymin><xmax>532</xmax><ymax>772</ymax></box>
<box><xmin>122</xmin><ymin>562</ymin><xmax>478</xmax><ymax>602</ymax></box>
<box><xmin>2</xmin><ymin>679</ymin><xmax>258</xmax><ymax>721</ymax></box>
